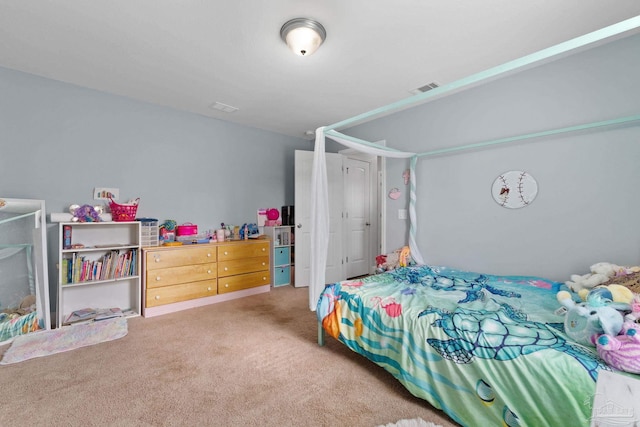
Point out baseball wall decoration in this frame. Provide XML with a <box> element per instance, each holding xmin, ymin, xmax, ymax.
<box><xmin>491</xmin><ymin>170</ymin><xmax>538</xmax><ymax>209</ymax></box>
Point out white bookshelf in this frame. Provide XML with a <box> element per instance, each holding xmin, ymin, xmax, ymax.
<box><xmin>57</xmin><ymin>221</ymin><xmax>141</xmax><ymax>327</ymax></box>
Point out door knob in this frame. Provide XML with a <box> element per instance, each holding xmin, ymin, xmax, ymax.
<box><xmin>365</xmin><ymin>222</ymin><xmax>371</xmax><ymax>226</ymax></box>
<box><xmin>296</xmin><ymin>223</ymin><xmax>302</xmax><ymax>228</ymax></box>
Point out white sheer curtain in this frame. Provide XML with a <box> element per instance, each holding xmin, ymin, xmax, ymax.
<box><xmin>308</xmin><ymin>128</ymin><xmax>421</xmax><ymax>310</ymax></box>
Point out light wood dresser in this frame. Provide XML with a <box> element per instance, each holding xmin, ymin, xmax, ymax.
<box><xmin>142</xmin><ymin>239</ymin><xmax>270</xmax><ymax>317</ymax></box>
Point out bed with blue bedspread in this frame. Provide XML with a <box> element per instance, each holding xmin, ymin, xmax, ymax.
<box><xmin>316</xmin><ymin>265</ymin><xmax>617</xmax><ymax>426</ymax></box>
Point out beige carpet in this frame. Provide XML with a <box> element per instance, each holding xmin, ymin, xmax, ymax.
<box><xmin>0</xmin><ymin>286</ymin><xmax>458</xmax><ymax>427</ymax></box>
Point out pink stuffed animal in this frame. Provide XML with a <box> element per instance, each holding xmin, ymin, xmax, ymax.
<box><xmin>594</xmin><ymin>322</ymin><xmax>640</xmax><ymax>374</ymax></box>
<box><xmin>625</xmin><ymin>294</ymin><xmax>640</xmax><ymax>323</ymax></box>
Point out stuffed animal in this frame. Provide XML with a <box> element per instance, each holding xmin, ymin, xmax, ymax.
<box><xmin>239</xmin><ymin>223</ymin><xmax>259</xmax><ymax>239</ymax></box>
<box><xmin>565</xmin><ymin>272</ymin><xmax>609</xmax><ymax>293</ymax></box>
<box><xmin>594</xmin><ymin>321</ymin><xmax>640</xmax><ymax>374</ymax></box>
<box><xmin>565</xmin><ymin>262</ymin><xmax>637</xmax><ymax>293</ymax></box>
<box><xmin>577</xmin><ymin>284</ymin><xmax>635</xmax><ymax>305</ymax></box>
<box><xmin>375</xmin><ymin>247</ymin><xmax>413</xmax><ymax>272</ymax></box>
<box><xmin>398</xmin><ymin>246</ymin><xmax>411</xmax><ymax>267</ymax></box>
<box><xmin>72</xmin><ymin>204</ymin><xmax>102</xmax><ymax>222</ymax></box>
<box><xmin>625</xmin><ymin>294</ymin><xmax>640</xmax><ymax>323</ymax></box>
<box><xmin>557</xmin><ymin>290</ymin><xmax>629</xmax><ymax>347</ymax></box>
<box><xmin>382</xmin><ymin>250</ymin><xmax>401</xmax><ymax>271</ymax></box>
<box><xmin>590</xmin><ymin>262</ymin><xmax>627</xmax><ymax>278</ymax></box>
<box><xmin>1</xmin><ymin>294</ymin><xmax>37</xmax><ymax>317</ymax></box>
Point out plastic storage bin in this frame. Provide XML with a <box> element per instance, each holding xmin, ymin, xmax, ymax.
<box><xmin>274</xmin><ymin>247</ymin><xmax>290</xmax><ymax>266</ymax></box>
<box><xmin>274</xmin><ymin>266</ymin><xmax>291</xmax><ymax>287</ymax></box>
<box><xmin>138</xmin><ymin>218</ymin><xmax>159</xmax><ymax>247</ymax></box>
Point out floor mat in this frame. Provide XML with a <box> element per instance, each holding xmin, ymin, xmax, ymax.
<box><xmin>0</xmin><ymin>317</ymin><xmax>127</xmax><ymax>365</ymax></box>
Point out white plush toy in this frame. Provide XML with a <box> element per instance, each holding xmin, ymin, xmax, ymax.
<box><xmin>590</xmin><ymin>262</ymin><xmax>627</xmax><ymax>278</ymax></box>
<box><xmin>565</xmin><ymin>272</ymin><xmax>609</xmax><ymax>293</ymax></box>
<box><xmin>565</xmin><ymin>262</ymin><xmax>626</xmax><ymax>293</ymax></box>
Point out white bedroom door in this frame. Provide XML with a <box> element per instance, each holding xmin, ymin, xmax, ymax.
<box><xmin>294</xmin><ymin>150</ymin><xmax>344</xmax><ymax>288</ymax></box>
<box><xmin>344</xmin><ymin>157</ymin><xmax>371</xmax><ymax>278</ymax></box>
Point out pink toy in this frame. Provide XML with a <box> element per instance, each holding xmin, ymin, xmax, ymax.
<box><xmin>625</xmin><ymin>294</ymin><xmax>640</xmax><ymax>323</ymax></box>
<box><xmin>266</xmin><ymin>208</ymin><xmax>279</xmax><ymax>220</ymax></box>
<box><xmin>594</xmin><ymin>322</ymin><xmax>640</xmax><ymax>374</ymax></box>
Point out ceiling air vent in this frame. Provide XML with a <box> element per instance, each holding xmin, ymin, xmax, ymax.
<box><xmin>409</xmin><ymin>82</ymin><xmax>440</xmax><ymax>95</ymax></box>
<box><xmin>209</xmin><ymin>101</ymin><xmax>239</xmax><ymax>113</ymax></box>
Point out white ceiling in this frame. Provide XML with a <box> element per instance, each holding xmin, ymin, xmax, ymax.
<box><xmin>1</xmin><ymin>1</ymin><xmax>639</xmax><ymax>139</ymax></box>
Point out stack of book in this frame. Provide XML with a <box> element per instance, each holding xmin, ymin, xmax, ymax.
<box><xmin>63</xmin><ymin>307</ymin><xmax>124</xmax><ymax>325</ymax></box>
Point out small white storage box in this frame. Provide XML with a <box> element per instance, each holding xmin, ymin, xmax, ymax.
<box><xmin>138</xmin><ymin>218</ymin><xmax>159</xmax><ymax>247</ymax></box>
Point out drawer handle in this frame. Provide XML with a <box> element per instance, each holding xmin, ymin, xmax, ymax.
<box><xmin>207</xmin><ymin>286</ymin><xmax>212</xmax><ymax>291</ymax></box>
<box><xmin>263</xmin><ymin>276</ymin><xmax>267</xmax><ymax>281</ymax></box>
<box><xmin>155</xmin><ymin>295</ymin><xmax>160</xmax><ymax>300</ymax></box>
<box><xmin>155</xmin><ymin>276</ymin><xmax>161</xmax><ymax>281</ymax></box>
<box><xmin>154</xmin><ymin>258</ymin><xmax>160</xmax><ymax>263</ymax></box>
<box><xmin>224</xmin><ymin>267</ymin><xmax>228</xmax><ymax>271</ymax></box>
<box><xmin>262</xmin><ymin>248</ymin><xmax>266</xmax><ymax>251</ymax></box>
<box><xmin>207</xmin><ymin>253</ymin><xmax>211</xmax><ymax>257</ymax></box>
<box><xmin>224</xmin><ymin>251</ymin><xmax>228</xmax><ymax>255</ymax></box>
<box><xmin>207</xmin><ymin>270</ymin><xmax>212</xmax><ymax>274</ymax></box>
<box><xmin>225</xmin><ymin>283</ymin><xmax>229</xmax><ymax>288</ymax></box>
<box><xmin>262</xmin><ymin>262</ymin><xmax>266</xmax><ymax>266</ymax></box>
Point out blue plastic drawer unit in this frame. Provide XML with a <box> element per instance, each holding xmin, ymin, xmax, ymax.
<box><xmin>274</xmin><ymin>247</ymin><xmax>290</xmax><ymax>266</ymax></box>
<box><xmin>274</xmin><ymin>266</ymin><xmax>291</xmax><ymax>286</ymax></box>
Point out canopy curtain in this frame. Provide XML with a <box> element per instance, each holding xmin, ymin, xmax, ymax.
<box><xmin>308</xmin><ymin>127</ymin><xmax>421</xmax><ymax>310</ymax></box>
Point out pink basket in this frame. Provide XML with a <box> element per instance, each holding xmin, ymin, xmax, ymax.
<box><xmin>109</xmin><ymin>198</ymin><xmax>139</xmax><ymax>222</ymax></box>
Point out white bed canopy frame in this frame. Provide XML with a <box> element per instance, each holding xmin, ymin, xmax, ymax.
<box><xmin>0</xmin><ymin>198</ymin><xmax>51</xmax><ymax>333</ymax></box>
<box><xmin>309</xmin><ymin>16</ymin><xmax>640</xmax><ymax>310</ymax></box>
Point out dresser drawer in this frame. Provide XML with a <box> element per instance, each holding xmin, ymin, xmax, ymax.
<box><xmin>218</xmin><ymin>256</ymin><xmax>269</xmax><ymax>277</ymax></box>
<box><xmin>146</xmin><ymin>246</ymin><xmax>216</xmax><ymax>270</ymax></box>
<box><xmin>217</xmin><ymin>242</ymin><xmax>269</xmax><ymax>261</ymax></box>
<box><xmin>146</xmin><ymin>262</ymin><xmax>217</xmax><ymax>289</ymax></box>
<box><xmin>218</xmin><ymin>271</ymin><xmax>270</xmax><ymax>294</ymax></box>
<box><xmin>146</xmin><ymin>279</ymin><xmax>218</xmax><ymax>307</ymax></box>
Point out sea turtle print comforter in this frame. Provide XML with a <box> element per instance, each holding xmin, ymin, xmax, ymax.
<box><xmin>317</xmin><ymin>265</ymin><xmax>616</xmax><ymax>427</ymax></box>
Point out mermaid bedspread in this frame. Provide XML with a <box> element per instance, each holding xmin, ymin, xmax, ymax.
<box><xmin>317</xmin><ymin>265</ymin><xmax>610</xmax><ymax>427</ymax></box>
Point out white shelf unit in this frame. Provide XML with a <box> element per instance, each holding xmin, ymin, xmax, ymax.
<box><xmin>263</xmin><ymin>226</ymin><xmax>294</xmax><ymax>287</ymax></box>
<box><xmin>57</xmin><ymin>221</ymin><xmax>141</xmax><ymax>327</ymax></box>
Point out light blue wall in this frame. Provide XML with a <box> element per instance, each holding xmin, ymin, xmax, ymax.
<box><xmin>0</xmin><ymin>67</ymin><xmax>310</xmax><ymax>306</ymax></box>
<box><xmin>345</xmin><ymin>33</ymin><xmax>640</xmax><ymax>281</ymax></box>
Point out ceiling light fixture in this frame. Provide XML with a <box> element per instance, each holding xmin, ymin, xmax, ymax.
<box><xmin>280</xmin><ymin>18</ymin><xmax>326</xmax><ymax>57</ymax></box>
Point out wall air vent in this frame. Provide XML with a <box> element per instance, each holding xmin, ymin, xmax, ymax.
<box><xmin>409</xmin><ymin>82</ymin><xmax>440</xmax><ymax>95</ymax></box>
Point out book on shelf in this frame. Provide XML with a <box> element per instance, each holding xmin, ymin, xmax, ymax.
<box><xmin>63</xmin><ymin>224</ymin><xmax>72</xmax><ymax>249</ymax></box>
<box><xmin>64</xmin><ymin>307</ymin><xmax>125</xmax><ymax>325</ymax></box>
<box><xmin>62</xmin><ymin>248</ymin><xmax>137</xmax><ymax>284</ymax></box>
